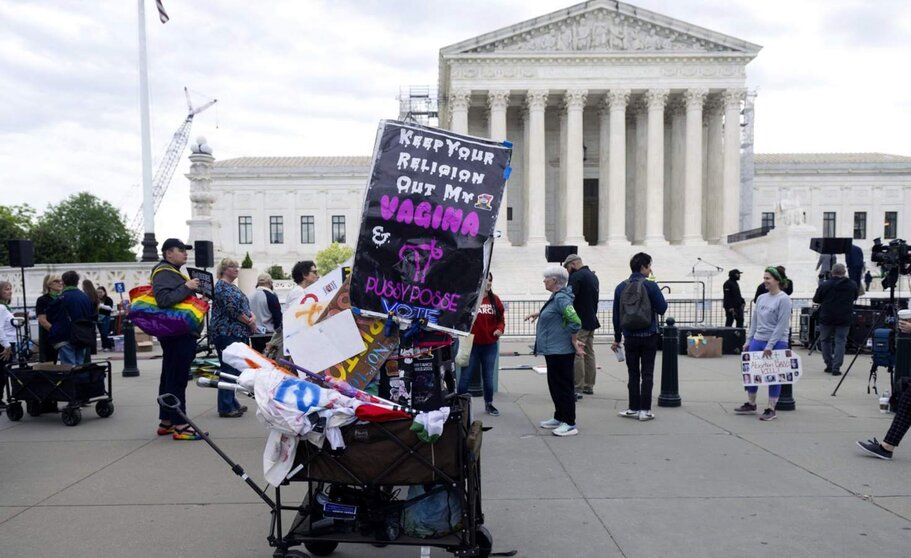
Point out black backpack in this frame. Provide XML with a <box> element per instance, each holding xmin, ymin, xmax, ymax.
<box><xmin>619</xmin><ymin>279</ymin><xmax>653</xmax><ymax>330</ymax></box>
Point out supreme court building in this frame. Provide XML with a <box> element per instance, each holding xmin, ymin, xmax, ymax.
<box><xmin>189</xmin><ymin>0</ymin><xmax>911</xmax><ymax>294</ymax></box>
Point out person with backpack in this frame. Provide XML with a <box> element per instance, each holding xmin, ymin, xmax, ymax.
<box><xmin>735</xmin><ymin>266</ymin><xmax>793</xmax><ymax>421</ymax></box>
<box><xmin>525</xmin><ymin>266</ymin><xmax>585</xmax><ymax>437</ymax></box>
<box><xmin>611</xmin><ymin>252</ymin><xmax>668</xmax><ymax>421</ymax></box>
<box><xmin>47</xmin><ymin>270</ymin><xmax>95</xmax><ymax>367</ymax></box>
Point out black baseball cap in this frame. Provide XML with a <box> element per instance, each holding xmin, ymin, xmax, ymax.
<box><xmin>162</xmin><ymin>238</ymin><xmax>193</xmax><ymax>252</ymax></box>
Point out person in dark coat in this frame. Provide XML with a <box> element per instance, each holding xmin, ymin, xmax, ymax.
<box><xmin>812</xmin><ymin>263</ymin><xmax>857</xmax><ymax>375</ymax></box>
<box><xmin>864</xmin><ymin>270</ymin><xmax>874</xmax><ymax>292</ymax></box>
<box><xmin>845</xmin><ymin>245</ymin><xmax>864</xmax><ymax>288</ymax></box>
<box><xmin>723</xmin><ymin>269</ymin><xmax>745</xmax><ymax>328</ymax></box>
<box><xmin>563</xmin><ymin>254</ymin><xmax>600</xmax><ymax>397</ymax></box>
<box><xmin>47</xmin><ymin>270</ymin><xmax>94</xmax><ymax>366</ymax></box>
<box><xmin>152</xmin><ymin>238</ymin><xmax>203</xmax><ymax>441</ymax></box>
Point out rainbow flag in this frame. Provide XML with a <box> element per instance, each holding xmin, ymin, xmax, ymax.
<box><xmin>128</xmin><ymin>285</ymin><xmax>208</xmax><ymax>338</ymax></box>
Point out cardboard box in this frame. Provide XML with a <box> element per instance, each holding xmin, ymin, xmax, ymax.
<box><xmin>687</xmin><ymin>335</ymin><xmax>723</xmax><ymax>358</ymax></box>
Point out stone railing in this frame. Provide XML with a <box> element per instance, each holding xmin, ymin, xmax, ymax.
<box><xmin>0</xmin><ymin>262</ymin><xmax>156</xmax><ymax>308</ymax></box>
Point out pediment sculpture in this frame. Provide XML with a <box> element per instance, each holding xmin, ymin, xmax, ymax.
<box><xmin>464</xmin><ymin>9</ymin><xmax>738</xmax><ymax>54</ymax></box>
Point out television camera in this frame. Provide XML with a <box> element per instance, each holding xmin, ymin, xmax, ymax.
<box><xmin>871</xmin><ymin>237</ymin><xmax>911</xmax><ymax>289</ymax></box>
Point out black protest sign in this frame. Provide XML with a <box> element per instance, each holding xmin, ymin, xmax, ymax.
<box><xmin>187</xmin><ymin>268</ymin><xmax>214</xmax><ymax>299</ymax></box>
<box><xmin>350</xmin><ymin>120</ymin><xmax>512</xmax><ymax>333</ymax></box>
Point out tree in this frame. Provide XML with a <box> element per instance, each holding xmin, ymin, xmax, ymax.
<box><xmin>316</xmin><ymin>243</ymin><xmax>354</xmax><ymax>275</ymax></box>
<box><xmin>31</xmin><ymin>192</ymin><xmax>137</xmax><ymax>264</ymax></box>
<box><xmin>241</xmin><ymin>252</ymin><xmax>253</xmax><ymax>269</ymax></box>
<box><xmin>0</xmin><ymin>204</ymin><xmax>36</xmax><ymax>266</ymax></box>
<box><xmin>266</xmin><ymin>264</ymin><xmax>288</xmax><ymax>280</ymax></box>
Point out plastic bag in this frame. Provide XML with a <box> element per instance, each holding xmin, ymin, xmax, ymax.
<box><xmin>454</xmin><ymin>334</ymin><xmax>474</xmax><ymax>367</ymax></box>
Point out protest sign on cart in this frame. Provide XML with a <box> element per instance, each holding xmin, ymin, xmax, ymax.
<box><xmin>349</xmin><ymin>120</ymin><xmax>512</xmax><ymax>334</ymax></box>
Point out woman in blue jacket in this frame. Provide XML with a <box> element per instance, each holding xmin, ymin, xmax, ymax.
<box><xmin>526</xmin><ymin>266</ymin><xmax>584</xmax><ymax>437</ymax></box>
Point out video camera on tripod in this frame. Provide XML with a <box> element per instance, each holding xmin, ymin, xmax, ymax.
<box><xmin>871</xmin><ymin>237</ymin><xmax>911</xmax><ymax>289</ymax></box>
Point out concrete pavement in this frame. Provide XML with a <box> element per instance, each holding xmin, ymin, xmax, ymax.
<box><xmin>2</xmin><ymin>341</ymin><xmax>911</xmax><ymax>557</ymax></box>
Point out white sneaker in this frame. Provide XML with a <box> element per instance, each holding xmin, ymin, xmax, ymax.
<box><xmin>618</xmin><ymin>409</ymin><xmax>639</xmax><ymax>418</ymax></box>
<box><xmin>539</xmin><ymin>418</ymin><xmax>562</xmax><ymax>429</ymax></box>
<box><xmin>638</xmin><ymin>410</ymin><xmax>655</xmax><ymax>421</ymax></box>
<box><xmin>553</xmin><ymin>423</ymin><xmax>578</xmax><ymax>437</ymax></box>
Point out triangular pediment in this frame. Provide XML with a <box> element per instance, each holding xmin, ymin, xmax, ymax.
<box><xmin>441</xmin><ymin>0</ymin><xmax>761</xmax><ymax>56</ymax></box>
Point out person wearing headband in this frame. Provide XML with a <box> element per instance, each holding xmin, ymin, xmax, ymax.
<box><xmin>735</xmin><ymin>266</ymin><xmax>792</xmax><ymax>421</ymax></box>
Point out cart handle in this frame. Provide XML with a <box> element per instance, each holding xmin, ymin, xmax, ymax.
<box><xmin>157</xmin><ymin>393</ymin><xmax>181</xmax><ymax>410</ymax></box>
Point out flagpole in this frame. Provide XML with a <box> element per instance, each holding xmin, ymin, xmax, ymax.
<box><xmin>138</xmin><ymin>0</ymin><xmax>158</xmax><ymax>261</ymax></box>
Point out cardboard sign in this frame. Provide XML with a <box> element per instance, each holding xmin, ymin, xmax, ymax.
<box><xmin>316</xmin><ymin>276</ymin><xmax>398</xmax><ymax>389</ymax></box>
<box><xmin>741</xmin><ymin>350</ymin><xmax>802</xmax><ymax>386</ymax></box>
<box><xmin>282</xmin><ymin>263</ymin><xmax>347</xmax><ymax>356</ymax></box>
<box><xmin>349</xmin><ymin>120</ymin><xmax>512</xmax><ymax>333</ymax></box>
<box><xmin>187</xmin><ymin>268</ymin><xmax>215</xmax><ymax>299</ymax></box>
<box><xmin>285</xmin><ymin>309</ymin><xmax>367</xmax><ymax>374</ymax></box>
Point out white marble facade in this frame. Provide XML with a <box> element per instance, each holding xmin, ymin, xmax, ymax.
<box><xmin>439</xmin><ymin>0</ymin><xmax>759</xmax><ymax>247</ymax></box>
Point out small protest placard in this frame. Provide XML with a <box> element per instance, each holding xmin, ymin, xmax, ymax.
<box><xmin>114</xmin><ymin>282</ymin><xmax>125</xmax><ymax>294</ymax></box>
<box><xmin>741</xmin><ymin>350</ymin><xmax>802</xmax><ymax>386</ymax></box>
<box><xmin>186</xmin><ymin>268</ymin><xmax>214</xmax><ymax>299</ymax></box>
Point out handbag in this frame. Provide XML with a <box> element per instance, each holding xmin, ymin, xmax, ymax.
<box><xmin>63</xmin><ymin>305</ymin><xmax>96</xmax><ymax>349</ymax></box>
<box><xmin>128</xmin><ymin>267</ymin><xmax>209</xmax><ymax>338</ymax></box>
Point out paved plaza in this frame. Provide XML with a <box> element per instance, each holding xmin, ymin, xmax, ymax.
<box><xmin>2</xmin><ymin>340</ymin><xmax>911</xmax><ymax>557</ymax></box>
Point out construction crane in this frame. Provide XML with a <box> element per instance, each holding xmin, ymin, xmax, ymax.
<box><xmin>130</xmin><ymin>86</ymin><xmax>217</xmax><ymax>235</ymax></box>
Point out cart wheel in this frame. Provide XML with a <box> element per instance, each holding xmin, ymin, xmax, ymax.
<box><xmin>26</xmin><ymin>400</ymin><xmax>42</xmax><ymax>417</ymax></box>
<box><xmin>303</xmin><ymin>541</ymin><xmax>338</xmax><ymax>556</ymax></box>
<box><xmin>476</xmin><ymin>525</ymin><xmax>492</xmax><ymax>558</ymax></box>
<box><xmin>96</xmin><ymin>400</ymin><xmax>114</xmax><ymax>418</ymax></box>
<box><xmin>278</xmin><ymin>551</ymin><xmax>309</xmax><ymax>558</ymax></box>
<box><xmin>7</xmin><ymin>402</ymin><xmax>23</xmax><ymax>422</ymax></box>
<box><xmin>62</xmin><ymin>408</ymin><xmax>82</xmax><ymax>427</ymax></box>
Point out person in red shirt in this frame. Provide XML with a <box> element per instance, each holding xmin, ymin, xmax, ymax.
<box><xmin>457</xmin><ymin>272</ymin><xmax>506</xmax><ymax>415</ymax></box>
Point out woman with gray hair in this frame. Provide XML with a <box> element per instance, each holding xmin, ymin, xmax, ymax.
<box><xmin>525</xmin><ymin>265</ymin><xmax>584</xmax><ymax>437</ymax></box>
<box><xmin>211</xmin><ymin>258</ymin><xmax>256</xmax><ymax>418</ymax></box>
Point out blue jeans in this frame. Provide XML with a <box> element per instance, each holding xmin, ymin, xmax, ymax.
<box><xmin>745</xmin><ymin>339</ymin><xmax>788</xmax><ymax>398</ymax></box>
<box><xmin>457</xmin><ymin>342</ymin><xmax>498</xmax><ymax>404</ymax></box>
<box><xmin>97</xmin><ymin>315</ymin><xmax>112</xmax><ymax>349</ymax></box>
<box><xmin>57</xmin><ymin>343</ymin><xmax>86</xmax><ymax>367</ymax></box>
<box><xmin>215</xmin><ymin>334</ymin><xmax>244</xmax><ymax>414</ymax></box>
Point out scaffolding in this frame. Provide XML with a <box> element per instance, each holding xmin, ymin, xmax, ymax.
<box><xmin>397</xmin><ymin>85</ymin><xmax>439</xmax><ymax>126</ymax></box>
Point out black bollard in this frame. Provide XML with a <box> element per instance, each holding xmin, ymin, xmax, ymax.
<box><xmin>776</xmin><ymin>383</ymin><xmax>796</xmax><ymax>411</ymax></box>
<box><xmin>658</xmin><ymin>317</ymin><xmax>681</xmax><ymax>407</ymax></box>
<box><xmin>121</xmin><ymin>318</ymin><xmax>140</xmax><ymax>377</ymax></box>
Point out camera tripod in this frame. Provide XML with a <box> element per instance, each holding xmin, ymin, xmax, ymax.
<box><xmin>831</xmin><ymin>287</ymin><xmax>898</xmax><ymax>397</ymax></box>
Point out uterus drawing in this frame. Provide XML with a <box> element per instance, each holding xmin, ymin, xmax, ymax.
<box><xmin>398</xmin><ymin>240</ymin><xmax>444</xmax><ymax>283</ymax></box>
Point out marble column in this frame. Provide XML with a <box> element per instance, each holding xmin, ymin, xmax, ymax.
<box><xmin>564</xmin><ymin>89</ymin><xmax>588</xmax><ymax>246</ymax></box>
<box><xmin>556</xmin><ymin>108</ymin><xmax>567</xmax><ymax>243</ymax></box>
<box><xmin>667</xmin><ymin>97</ymin><xmax>686</xmax><ymax>243</ymax></box>
<box><xmin>682</xmin><ymin>89</ymin><xmax>707</xmax><ymax>245</ymax></box>
<box><xmin>488</xmin><ymin>89</ymin><xmax>510</xmax><ymax>244</ymax></box>
<box><xmin>644</xmin><ymin>89</ymin><xmax>669</xmax><ymax>245</ymax></box>
<box><xmin>186</xmin><ymin>139</ymin><xmax>217</xmax><ymax>245</ymax></box>
<box><xmin>525</xmin><ymin>89</ymin><xmax>549</xmax><ymax>246</ymax></box>
<box><xmin>722</xmin><ymin>89</ymin><xmax>746</xmax><ymax>240</ymax></box>
<box><xmin>448</xmin><ymin>88</ymin><xmax>470</xmax><ymax>134</ymax></box>
<box><xmin>633</xmin><ymin>98</ymin><xmax>648</xmax><ymax>243</ymax></box>
<box><xmin>604</xmin><ymin>89</ymin><xmax>630</xmax><ymax>245</ymax></box>
<box><xmin>704</xmin><ymin>95</ymin><xmax>724</xmax><ymax>243</ymax></box>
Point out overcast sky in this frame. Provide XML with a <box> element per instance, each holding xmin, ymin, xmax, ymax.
<box><xmin>1</xmin><ymin>0</ymin><xmax>909</xmax><ymax>247</ymax></box>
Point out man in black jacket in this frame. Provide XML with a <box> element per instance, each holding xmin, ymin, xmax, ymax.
<box><xmin>723</xmin><ymin>269</ymin><xmax>745</xmax><ymax>328</ymax></box>
<box><xmin>152</xmin><ymin>238</ymin><xmax>202</xmax><ymax>440</ymax></box>
<box><xmin>812</xmin><ymin>263</ymin><xmax>857</xmax><ymax>375</ymax></box>
<box><xmin>564</xmin><ymin>254</ymin><xmax>600</xmax><ymax>397</ymax></box>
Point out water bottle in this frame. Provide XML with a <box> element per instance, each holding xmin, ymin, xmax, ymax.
<box><xmin>614</xmin><ymin>345</ymin><xmax>625</xmax><ymax>362</ymax></box>
<box><xmin>880</xmin><ymin>390</ymin><xmax>891</xmax><ymax>413</ymax></box>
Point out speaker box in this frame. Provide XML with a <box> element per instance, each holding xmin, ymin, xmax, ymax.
<box><xmin>194</xmin><ymin>240</ymin><xmax>214</xmax><ymax>269</ymax></box>
<box><xmin>674</xmin><ymin>326</ymin><xmax>746</xmax><ymax>355</ymax></box>
<box><xmin>809</xmin><ymin>237</ymin><xmax>852</xmax><ymax>254</ymax></box>
<box><xmin>545</xmin><ymin>245</ymin><xmax>578</xmax><ymax>264</ymax></box>
<box><xmin>7</xmin><ymin>239</ymin><xmax>34</xmax><ymax>268</ymax></box>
